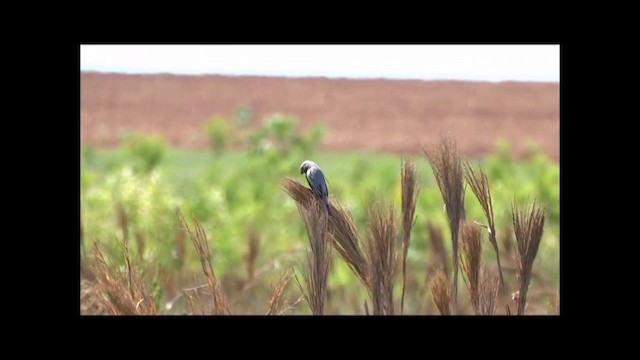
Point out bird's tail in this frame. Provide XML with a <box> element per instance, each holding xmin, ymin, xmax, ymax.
<box><xmin>324</xmin><ymin>199</ymin><xmax>331</xmax><ymax>216</ymax></box>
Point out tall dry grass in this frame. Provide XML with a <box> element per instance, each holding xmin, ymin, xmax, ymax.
<box><xmin>285</xmin><ymin>176</ymin><xmax>401</xmax><ymax>315</ymax></box>
<box><xmin>89</xmin><ymin>241</ymin><xmax>157</xmax><ymax>315</ymax></box>
<box><xmin>283</xmin><ymin>178</ymin><xmax>369</xmax><ymax>291</ymax></box>
<box><xmin>512</xmin><ymin>200</ymin><xmax>545</xmax><ymax>315</ymax></box>
<box><xmin>430</xmin><ymin>269</ymin><xmax>451</xmax><ymax>315</ymax></box>
<box><xmin>178</xmin><ymin>213</ymin><xmax>230</xmax><ymax>315</ymax></box>
<box><xmin>460</xmin><ymin>221</ymin><xmax>499</xmax><ymax>315</ymax></box>
<box><xmin>400</xmin><ymin>158</ymin><xmax>419</xmax><ymax>314</ymax></box>
<box><xmin>267</xmin><ymin>267</ymin><xmax>302</xmax><ymax>315</ymax></box>
<box><xmin>364</xmin><ymin>203</ymin><xmax>396</xmax><ymax>315</ymax></box>
<box><xmin>464</xmin><ymin>162</ymin><xmax>506</xmax><ymax>294</ymax></box>
<box><xmin>478</xmin><ymin>271</ymin><xmax>499</xmax><ymax>315</ymax></box>
<box><xmin>294</xmin><ymin>197</ymin><xmax>332</xmax><ymax>315</ymax></box>
<box><xmin>424</xmin><ymin>136</ymin><xmax>465</xmax><ymax>313</ymax></box>
<box><xmin>82</xmin><ymin>140</ymin><xmax>554</xmax><ymax>315</ymax></box>
<box><xmin>460</xmin><ymin>221</ymin><xmax>482</xmax><ymax>314</ymax></box>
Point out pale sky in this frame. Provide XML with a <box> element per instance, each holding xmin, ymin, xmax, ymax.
<box><xmin>80</xmin><ymin>44</ymin><xmax>559</xmax><ymax>82</ymax></box>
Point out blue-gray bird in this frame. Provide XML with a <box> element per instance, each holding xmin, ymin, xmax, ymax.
<box><xmin>300</xmin><ymin>160</ymin><xmax>331</xmax><ymax>214</ymax></box>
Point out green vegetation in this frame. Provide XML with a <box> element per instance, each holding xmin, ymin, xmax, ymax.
<box><xmin>204</xmin><ymin>116</ymin><xmax>234</xmax><ymax>154</ymax></box>
<box><xmin>80</xmin><ymin>116</ymin><xmax>559</xmax><ymax>315</ymax></box>
<box><xmin>121</xmin><ymin>132</ymin><xmax>167</xmax><ymax>173</ymax></box>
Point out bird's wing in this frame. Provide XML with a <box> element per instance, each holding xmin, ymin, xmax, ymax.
<box><xmin>308</xmin><ymin>167</ymin><xmax>329</xmax><ymax>198</ymax></box>
<box><xmin>305</xmin><ymin>171</ymin><xmax>314</xmax><ymax>189</ymax></box>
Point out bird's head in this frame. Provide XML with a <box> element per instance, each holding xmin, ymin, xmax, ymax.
<box><xmin>300</xmin><ymin>160</ymin><xmax>317</xmax><ymax>174</ymax></box>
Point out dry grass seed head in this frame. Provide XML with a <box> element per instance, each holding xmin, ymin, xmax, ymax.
<box><xmin>296</xmin><ymin>198</ymin><xmax>332</xmax><ymax>315</ymax></box>
<box><xmin>478</xmin><ymin>270</ymin><xmax>500</xmax><ymax>315</ymax></box>
<box><xmin>364</xmin><ymin>203</ymin><xmax>396</xmax><ymax>315</ymax></box>
<box><xmin>179</xmin><ymin>213</ymin><xmax>230</xmax><ymax>315</ymax></box>
<box><xmin>430</xmin><ymin>269</ymin><xmax>451</xmax><ymax>315</ymax></box>
<box><xmin>267</xmin><ymin>267</ymin><xmax>297</xmax><ymax>315</ymax></box>
<box><xmin>400</xmin><ymin>158</ymin><xmax>419</xmax><ymax>314</ymax></box>
<box><xmin>464</xmin><ymin>162</ymin><xmax>506</xmax><ymax>294</ymax></box>
<box><xmin>511</xmin><ymin>200</ymin><xmax>545</xmax><ymax>315</ymax></box>
<box><xmin>463</xmin><ymin>162</ymin><xmax>495</xmax><ymax>235</ymax></box>
<box><xmin>423</xmin><ymin>136</ymin><xmax>465</xmax><ymax>309</ymax></box>
<box><xmin>90</xmin><ymin>242</ymin><xmax>157</xmax><ymax>315</ymax></box>
<box><xmin>283</xmin><ymin>178</ymin><xmax>369</xmax><ymax>290</ymax></box>
<box><xmin>460</xmin><ymin>221</ymin><xmax>483</xmax><ymax>314</ymax></box>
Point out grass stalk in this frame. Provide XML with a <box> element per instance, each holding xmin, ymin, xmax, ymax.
<box><xmin>283</xmin><ymin>178</ymin><xmax>370</xmax><ymax>292</ymax></box>
<box><xmin>178</xmin><ymin>212</ymin><xmax>230</xmax><ymax>315</ymax></box>
<box><xmin>424</xmin><ymin>136</ymin><xmax>465</xmax><ymax>313</ymax></box>
<box><xmin>364</xmin><ymin>203</ymin><xmax>396</xmax><ymax>315</ymax></box>
<box><xmin>295</xmin><ymin>197</ymin><xmax>332</xmax><ymax>315</ymax></box>
<box><xmin>267</xmin><ymin>267</ymin><xmax>300</xmax><ymax>315</ymax></box>
<box><xmin>90</xmin><ymin>241</ymin><xmax>157</xmax><ymax>315</ymax></box>
<box><xmin>464</xmin><ymin>162</ymin><xmax>506</xmax><ymax>294</ymax></box>
<box><xmin>430</xmin><ymin>269</ymin><xmax>451</xmax><ymax>315</ymax></box>
<box><xmin>478</xmin><ymin>270</ymin><xmax>499</xmax><ymax>315</ymax></box>
<box><xmin>460</xmin><ymin>221</ymin><xmax>482</xmax><ymax>314</ymax></box>
<box><xmin>512</xmin><ymin>200</ymin><xmax>545</xmax><ymax>315</ymax></box>
<box><xmin>400</xmin><ymin>158</ymin><xmax>419</xmax><ymax>314</ymax></box>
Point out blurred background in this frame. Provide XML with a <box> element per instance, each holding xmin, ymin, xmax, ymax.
<box><xmin>80</xmin><ymin>44</ymin><xmax>559</xmax><ymax>315</ymax></box>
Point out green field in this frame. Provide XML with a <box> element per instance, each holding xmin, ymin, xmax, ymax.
<box><xmin>80</xmin><ymin>127</ymin><xmax>559</xmax><ymax>315</ymax></box>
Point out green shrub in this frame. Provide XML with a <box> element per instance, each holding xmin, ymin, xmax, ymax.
<box><xmin>247</xmin><ymin>113</ymin><xmax>325</xmax><ymax>159</ymax></box>
<box><xmin>82</xmin><ymin>165</ymin><xmax>183</xmax><ymax>268</ymax></box>
<box><xmin>204</xmin><ymin>116</ymin><xmax>234</xmax><ymax>154</ymax></box>
<box><xmin>121</xmin><ymin>133</ymin><xmax>167</xmax><ymax>173</ymax></box>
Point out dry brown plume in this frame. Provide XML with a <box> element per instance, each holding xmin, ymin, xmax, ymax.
<box><xmin>267</xmin><ymin>267</ymin><xmax>301</xmax><ymax>315</ymax></box>
<box><xmin>478</xmin><ymin>270</ymin><xmax>500</xmax><ymax>315</ymax></box>
<box><xmin>460</xmin><ymin>221</ymin><xmax>483</xmax><ymax>314</ymax></box>
<box><xmin>512</xmin><ymin>200</ymin><xmax>545</xmax><ymax>315</ymax></box>
<box><xmin>464</xmin><ymin>162</ymin><xmax>506</xmax><ymax>294</ymax></box>
<box><xmin>283</xmin><ymin>178</ymin><xmax>369</xmax><ymax>290</ymax></box>
<box><xmin>89</xmin><ymin>241</ymin><xmax>157</xmax><ymax>315</ymax></box>
<box><xmin>364</xmin><ymin>203</ymin><xmax>396</xmax><ymax>315</ymax></box>
<box><xmin>423</xmin><ymin>136</ymin><xmax>465</xmax><ymax>312</ymax></box>
<box><xmin>295</xmin><ymin>197</ymin><xmax>332</xmax><ymax>315</ymax></box>
<box><xmin>400</xmin><ymin>158</ymin><xmax>419</xmax><ymax>315</ymax></box>
<box><xmin>430</xmin><ymin>269</ymin><xmax>451</xmax><ymax>315</ymax></box>
<box><xmin>178</xmin><ymin>212</ymin><xmax>231</xmax><ymax>315</ymax></box>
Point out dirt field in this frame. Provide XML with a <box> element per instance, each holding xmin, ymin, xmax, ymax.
<box><xmin>80</xmin><ymin>72</ymin><xmax>559</xmax><ymax>161</ymax></box>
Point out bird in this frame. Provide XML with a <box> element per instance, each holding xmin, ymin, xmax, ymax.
<box><xmin>300</xmin><ymin>160</ymin><xmax>331</xmax><ymax>215</ymax></box>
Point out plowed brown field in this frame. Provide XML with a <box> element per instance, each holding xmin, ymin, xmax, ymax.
<box><xmin>81</xmin><ymin>72</ymin><xmax>559</xmax><ymax>161</ymax></box>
